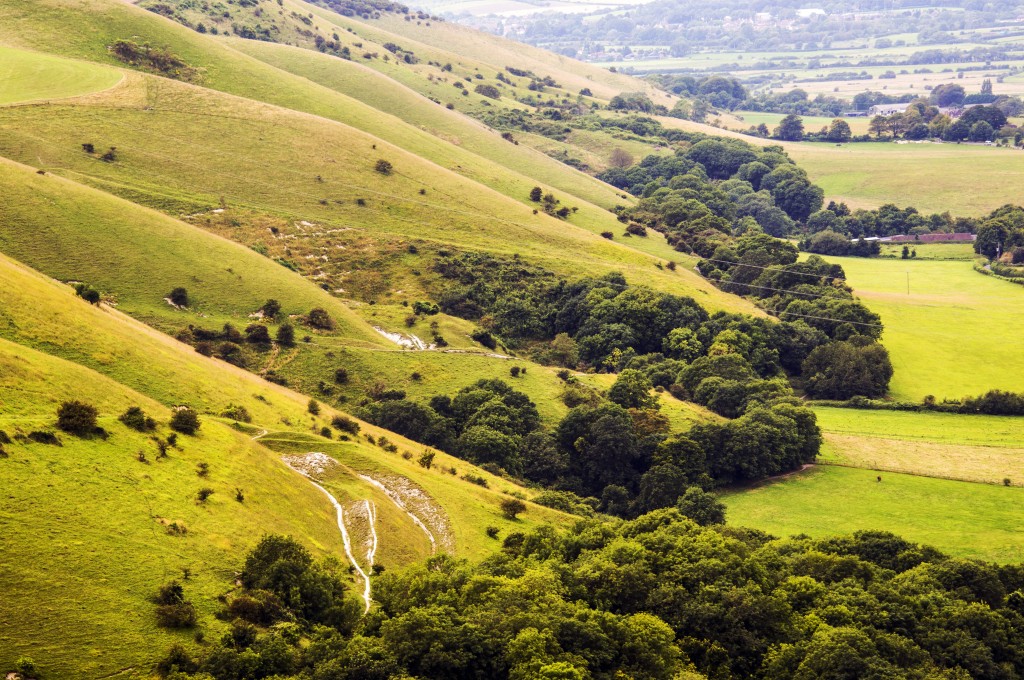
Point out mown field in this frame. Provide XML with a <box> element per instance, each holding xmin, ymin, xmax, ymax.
<box><xmin>734</xmin><ymin>110</ymin><xmax>872</xmax><ymax>136</ymax></box>
<box><xmin>724</xmin><ymin>466</ymin><xmax>1024</xmax><ymax>563</ymax></box>
<box><xmin>0</xmin><ymin>45</ymin><xmax>120</xmax><ymax>104</ymax></box>
<box><xmin>816</xmin><ymin>406</ymin><xmax>1024</xmax><ymax>485</ymax></box>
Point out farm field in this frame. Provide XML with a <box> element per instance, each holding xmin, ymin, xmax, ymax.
<box><xmin>818</xmin><ymin>255</ymin><xmax>1024</xmax><ymax>401</ymax></box>
<box><xmin>783</xmin><ymin>142</ymin><xmax>1024</xmax><ymax>215</ymax></box>
<box><xmin>815</xmin><ymin>407</ymin><xmax>1024</xmax><ymax>486</ymax></box>
<box><xmin>877</xmin><ymin>242</ymin><xmax>975</xmax><ymax>260</ymax></box>
<box><xmin>734</xmin><ymin>110</ymin><xmax>872</xmax><ymax>136</ymax></box>
<box><xmin>723</xmin><ymin>466</ymin><xmax>1024</xmax><ymax>563</ymax></box>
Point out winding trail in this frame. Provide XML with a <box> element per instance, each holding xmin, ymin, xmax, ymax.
<box><xmin>358</xmin><ymin>474</ymin><xmax>440</xmax><ymax>553</ymax></box>
<box><xmin>283</xmin><ymin>457</ymin><xmax>375</xmax><ymax>612</ymax></box>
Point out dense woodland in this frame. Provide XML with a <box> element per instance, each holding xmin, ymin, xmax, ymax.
<box><xmin>158</xmin><ymin>522</ymin><xmax>1024</xmax><ymax>680</ymax></box>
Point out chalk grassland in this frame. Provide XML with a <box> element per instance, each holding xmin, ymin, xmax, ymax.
<box><xmin>0</xmin><ymin>340</ymin><xmax>346</xmax><ymax>678</ymax></box>
<box><xmin>818</xmin><ymin>255</ymin><xmax>1024</xmax><ymax>401</ymax></box>
<box><xmin>723</xmin><ymin>466</ymin><xmax>1024</xmax><ymax>563</ymax></box>
<box><xmin>0</xmin><ymin>50</ymin><xmax>754</xmax><ymax>315</ymax></box>
<box><xmin>0</xmin><ymin>44</ymin><xmax>121</xmax><ymax>104</ymax></box>
<box><xmin>815</xmin><ymin>407</ymin><xmax>1024</xmax><ymax>486</ymax></box>
<box><xmin>0</xmin><ymin>248</ymin><xmax>571</xmax><ymax>676</ymax></box>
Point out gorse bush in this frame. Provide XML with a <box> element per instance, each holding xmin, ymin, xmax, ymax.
<box><xmin>119</xmin><ymin>406</ymin><xmax>157</xmax><ymax>431</ymax></box>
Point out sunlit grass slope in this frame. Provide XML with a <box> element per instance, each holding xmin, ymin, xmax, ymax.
<box><xmin>819</xmin><ymin>255</ymin><xmax>1024</xmax><ymax>401</ymax></box>
<box><xmin>0</xmin><ymin>69</ymin><xmax>754</xmax><ymax>312</ymax></box>
<box><xmin>724</xmin><ymin>466</ymin><xmax>1024</xmax><ymax>563</ymax></box>
<box><xmin>0</xmin><ymin>339</ymin><xmax>344</xmax><ymax>678</ymax></box>
<box><xmin>0</xmin><ymin>44</ymin><xmax>121</xmax><ymax>104</ymax></box>
<box><xmin>0</xmin><ymin>157</ymin><xmax>381</xmax><ymax>345</ymax></box>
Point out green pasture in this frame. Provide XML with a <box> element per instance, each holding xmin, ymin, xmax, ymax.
<box><xmin>819</xmin><ymin>255</ymin><xmax>1024</xmax><ymax>401</ymax></box>
<box><xmin>785</xmin><ymin>142</ymin><xmax>1024</xmax><ymax>215</ymax></box>
<box><xmin>734</xmin><ymin>110</ymin><xmax>871</xmax><ymax>136</ymax></box>
<box><xmin>724</xmin><ymin>466</ymin><xmax>1024</xmax><ymax>563</ymax></box>
<box><xmin>877</xmin><ymin>241</ymin><xmax>975</xmax><ymax>260</ymax></box>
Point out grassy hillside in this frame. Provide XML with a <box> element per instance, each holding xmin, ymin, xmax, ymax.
<box><xmin>0</xmin><ymin>243</ymin><xmax>574</xmax><ymax>675</ymax></box>
<box><xmin>0</xmin><ymin>338</ymin><xmax>345</xmax><ymax>677</ymax></box>
<box><xmin>818</xmin><ymin>255</ymin><xmax>1024</xmax><ymax>401</ymax></box>
<box><xmin>0</xmin><ymin>44</ymin><xmax>121</xmax><ymax>104</ymax></box>
<box><xmin>724</xmin><ymin>466</ymin><xmax>1024</xmax><ymax>563</ymax></box>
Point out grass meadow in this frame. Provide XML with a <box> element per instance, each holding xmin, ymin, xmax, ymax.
<box><xmin>0</xmin><ymin>45</ymin><xmax>120</xmax><ymax>104</ymax></box>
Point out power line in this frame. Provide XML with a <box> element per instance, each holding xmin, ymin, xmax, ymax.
<box><xmin>767</xmin><ymin>308</ymin><xmax>883</xmax><ymax>328</ymax></box>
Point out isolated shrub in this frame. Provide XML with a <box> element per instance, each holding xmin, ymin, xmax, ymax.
<box><xmin>418</xmin><ymin>450</ymin><xmax>435</xmax><ymax>469</ymax></box>
<box><xmin>196</xmin><ymin>462</ymin><xmax>209</xmax><ymax>477</ymax></box>
<box><xmin>155</xmin><ymin>582</ymin><xmax>197</xmax><ymax>628</ymax></box>
<box><xmin>57</xmin><ymin>400</ymin><xmax>98</xmax><ymax>436</ymax></box>
<box><xmin>75</xmin><ymin>284</ymin><xmax>101</xmax><ymax>305</ymax></box>
<box><xmin>510</xmin><ymin>366</ymin><xmax>521</xmax><ymax>378</ymax></box>
<box><xmin>500</xmin><ymin>497</ymin><xmax>527</xmax><ymax>520</ymax></box>
<box><xmin>334</xmin><ymin>367</ymin><xmax>349</xmax><ymax>384</ymax></box>
<box><xmin>245</xmin><ymin>323</ymin><xmax>271</xmax><ymax>344</ymax></box>
<box><xmin>332</xmin><ymin>414</ymin><xmax>360</xmax><ymax>435</ymax></box>
<box><xmin>0</xmin><ymin>431</ymin><xmax>10</xmax><ymax>445</ymax></box>
<box><xmin>216</xmin><ymin>342</ymin><xmax>246</xmax><ymax>367</ymax></box>
<box><xmin>101</xmin><ymin>146</ymin><xmax>118</xmax><ymax>162</ymax></box>
<box><xmin>261</xmin><ymin>298</ymin><xmax>281</xmax><ymax>319</ymax></box>
<box><xmin>196</xmin><ymin>487</ymin><xmax>214</xmax><ymax>503</ymax></box>
<box><xmin>306</xmin><ymin>308</ymin><xmax>335</xmax><ymax>330</ymax></box>
<box><xmin>412</xmin><ymin>300</ymin><xmax>440</xmax><ymax>315</ymax></box>
<box><xmin>120</xmin><ymin>406</ymin><xmax>157</xmax><ymax>431</ymax></box>
<box><xmin>471</xmin><ymin>83</ymin><xmax>499</xmax><ymax>99</ymax></box>
<box><xmin>529</xmin><ymin>186</ymin><xmax>542</xmax><ymax>202</ymax></box>
<box><xmin>462</xmin><ymin>473</ymin><xmax>489</xmax><ymax>488</ymax></box>
<box><xmin>308</xmin><ymin>399</ymin><xmax>321</xmax><ymax>415</ymax></box>
<box><xmin>374</xmin><ymin>159</ymin><xmax>393</xmax><ymax>175</ymax></box>
<box><xmin>168</xmin><ymin>287</ymin><xmax>189</xmax><ymax>307</ymax></box>
<box><xmin>486</xmin><ymin>526</ymin><xmax>500</xmax><ymax>539</ymax></box>
<box><xmin>27</xmin><ymin>431</ymin><xmax>61</xmax><ymax>445</ymax></box>
<box><xmin>221</xmin><ymin>404</ymin><xmax>251</xmax><ymax>423</ymax></box>
<box><xmin>82</xmin><ymin>142</ymin><xmax>95</xmax><ymax>154</ymax></box>
<box><xmin>276</xmin><ymin>322</ymin><xmax>295</xmax><ymax>346</ymax></box>
<box><xmin>320</xmin><ymin>427</ymin><xmax>332</xmax><ymax>439</ymax></box>
<box><xmin>601</xmin><ymin>231</ymin><xmax>614</xmax><ymax>239</ymax></box>
<box><xmin>170</xmin><ymin>407</ymin><xmax>201</xmax><ymax>435</ymax></box>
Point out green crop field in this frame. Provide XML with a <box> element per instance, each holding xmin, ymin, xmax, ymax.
<box><xmin>0</xmin><ymin>45</ymin><xmax>121</xmax><ymax>104</ymax></box>
<box><xmin>816</xmin><ymin>255</ymin><xmax>1024</xmax><ymax>401</ymax></box>
<box><xmin>877</xmin><ymin>241</ymin><xmax>976</xmax><ymax>260</ymax></box>
<box><xmin>724</xmin><ymin>466</ymin><xmax>1024</xmax><ymax>563</ymax></box>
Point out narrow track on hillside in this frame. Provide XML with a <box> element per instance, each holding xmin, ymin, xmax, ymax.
<box><xmin>281</xmin><ymin>454</ymin><xmax>376</xmax><ymax>612</ymax></box>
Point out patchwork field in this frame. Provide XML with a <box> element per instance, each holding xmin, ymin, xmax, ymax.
<box><xmin>734</xmin><ymin>110</ymin><xmax>872</xmax><ymax>136</ymax></box>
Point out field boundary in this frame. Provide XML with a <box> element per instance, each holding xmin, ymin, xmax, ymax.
<box><xmin>819</xmin><ymin>460</ymin><xmax>1021</xmax><ymax>487</ymax></box>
